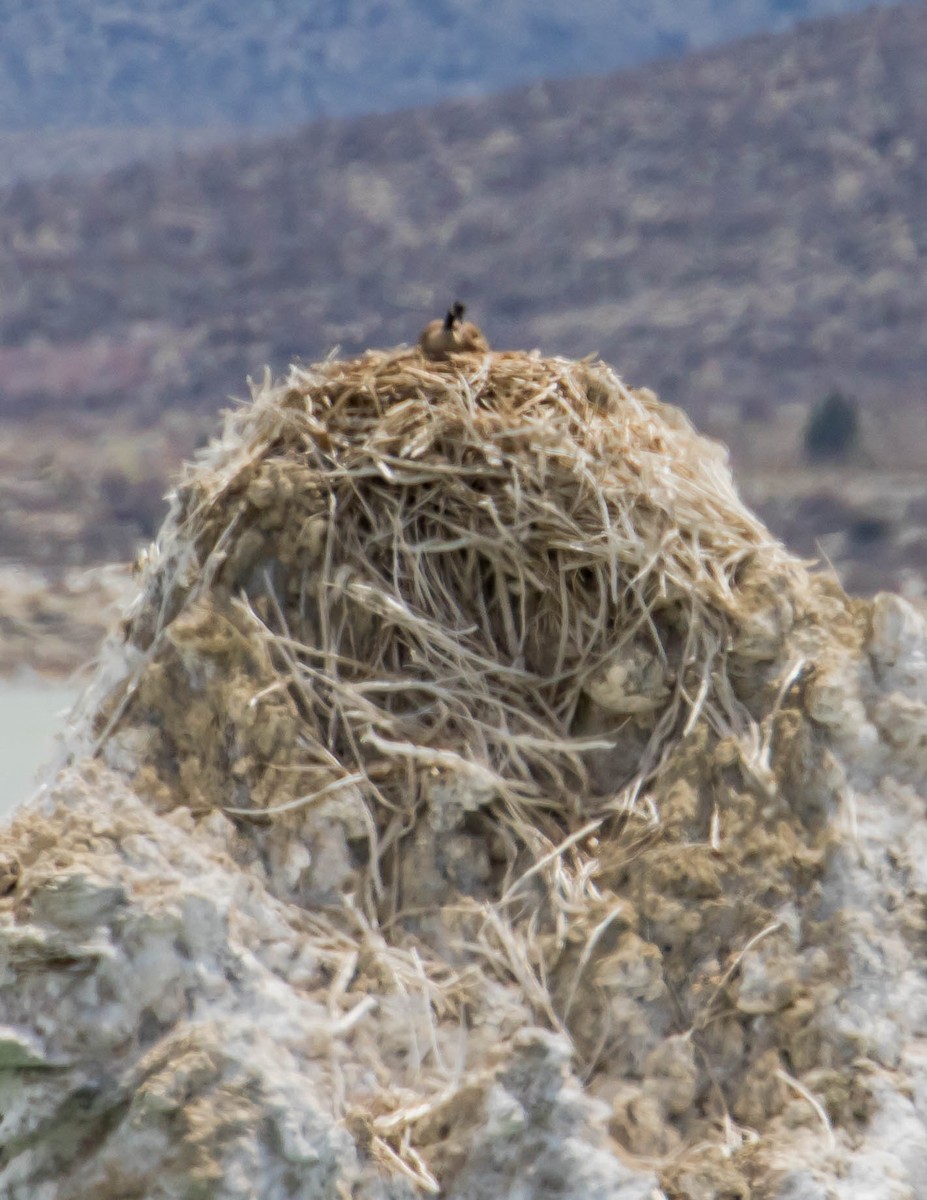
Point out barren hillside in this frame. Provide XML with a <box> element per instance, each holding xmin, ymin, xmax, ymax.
<box><xmin>0</xmin><ymin>0</ymin><xmax>895</xmax><ymax>132</ymax></box>
<box><xmin>2</xmin><ymin>3</ymin><xmax>927</xmax><ymax>612</ymax></box>
<box><xmin>1</xmin><ymin>2</ymin><xmax>925</xmax><ymax>427</ymax></box>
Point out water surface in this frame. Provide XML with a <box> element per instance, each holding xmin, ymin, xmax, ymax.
<box><xmin>0</xmin><ymin>682</ymin><xmax>76</xmax><ymax>821</ymax></box>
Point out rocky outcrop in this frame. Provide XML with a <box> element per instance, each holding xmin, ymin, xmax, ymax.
<box><xmin>3</xmin><ymin>348</ymin><xmax>927</xmax><ymax>1198</ymax></box>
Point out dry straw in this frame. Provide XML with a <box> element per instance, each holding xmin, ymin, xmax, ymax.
<box><xmin>112</xmin><ymin>346</ymin><xmax>804</xmax><ymax>877</ymax></box>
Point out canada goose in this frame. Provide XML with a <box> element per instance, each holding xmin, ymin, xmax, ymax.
<box><xmin>418</xmin><ymin>301</ymin><xmax>489</xmax><ymax>361</ymax></box>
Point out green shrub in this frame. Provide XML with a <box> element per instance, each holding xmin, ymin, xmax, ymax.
<box><xmin>803</xmin><ymin>390</ymin><xmax>860</xmax><ymax>463</ymax></box>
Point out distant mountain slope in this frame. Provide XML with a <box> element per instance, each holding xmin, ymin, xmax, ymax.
<box><xmin>0</xmin><ymin>0</ymin><xmax>904</xmax><ymax>130</ymax></box>
<box><xmin>0</xmin><ymin>0</ymin><xmax>926</xmax><ymax>431</ymax></box>
<box><xmin>0</xmin><ymin>127</ymin><xmax>247</xmax><ymax>190</ymax></box>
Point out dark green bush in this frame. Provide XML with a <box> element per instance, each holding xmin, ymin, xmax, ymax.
<box><xmin>803</xmin><ymin>390</ymin><xmax>860</xmax><ymax>463</ymax></box>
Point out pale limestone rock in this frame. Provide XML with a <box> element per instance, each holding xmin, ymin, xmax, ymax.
<box><xmin>869</xmin><ymin>593</ymin><xmax>927</xmax><ymax>716</ymax></box>
<box><xmin>7</xmin><ymin>352</ymin><xmax>927</xmax><ymax>1200</ymax></box>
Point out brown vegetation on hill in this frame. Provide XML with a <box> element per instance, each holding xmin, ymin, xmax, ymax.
<box><xmin>1</xmin><ymin>2</ymin><xmax>926</xmax><ymax>645</ymax></box>
<box><xmin>1</xmin><ymin>2</ymin><xmax>926</xmax><ymax>427</ymax></box>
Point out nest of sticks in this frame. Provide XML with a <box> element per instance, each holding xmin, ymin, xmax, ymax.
<box><xmin>78</xmin><ymin>345</ymin><xmax>856</xmax><ymax>1188</ymax></box>
<box><xmin>100</xmin><ymin>347</ymin><xmax>810</xmax><ymax>879</ymax></box>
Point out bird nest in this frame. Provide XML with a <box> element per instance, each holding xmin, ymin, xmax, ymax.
<box><xmin>74</xmin><ymin>345</ymin><xmax>858</xmax><ymax>1188</ymax></box>
<box><xmin>96</xmin><ymin>348</ymin><xmax>806</xmax><ymax>846</ymax></box>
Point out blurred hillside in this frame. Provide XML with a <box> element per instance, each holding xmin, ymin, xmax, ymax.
<box><xmin>0</xmin><ymin>127</ymin><xmax>249</xmax><ymax>191</ymax></box>
<box><xmin>0</xmin><ymin>0</ymin><xmax>897</xmax><ymax>134</ymax></box>
<box><xmin>2</xmin><ymin>2</ymin><xmax>926</xmax><ymax>428</ymax></box>
<box><xmin>1</xmin><ymin>1</ymin><xmax>926</xmax><ymax>624</ymax></box>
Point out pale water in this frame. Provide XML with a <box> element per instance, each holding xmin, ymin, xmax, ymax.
<box><xmin>0</xmin><ymin>682</ymin><xmax>76</xmax><ymax>821</ymax></box>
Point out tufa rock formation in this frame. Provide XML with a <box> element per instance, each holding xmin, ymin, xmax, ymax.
<box><xmin>3</xmin><ymin>344</ymin><xmax>927</xmax><ymax>1198</ymax></box>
